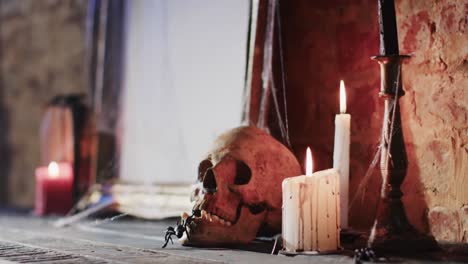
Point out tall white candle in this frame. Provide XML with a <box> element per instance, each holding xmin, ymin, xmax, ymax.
<box><xmin>333</xmin><ymin>80</ymin><xmax>351</xmax><ymax>229</ymax></box>
<box><xmin>282</xmin><ymin>148</ymin><xmax>341</xmax><ymax>253</ymax></box>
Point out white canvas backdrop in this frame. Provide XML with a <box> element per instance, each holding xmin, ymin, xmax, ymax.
<box><xmin>120</xmin><ymin>0</ymin><xmax>249</xmax><ymax>184</ymax></box>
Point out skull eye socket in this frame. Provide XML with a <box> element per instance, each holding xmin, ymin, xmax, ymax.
<box><xmin>234</xmin><ymin>160</ymin><xmax>251</xmax><ymax>185</ymax></box>
<box><xmin>203</xmin><ymin>168</ymin><xmax>217</xmax><ymax>193</ymax></box>
<box><xmin>198</xmin><ymin>159</ymin><xmax>213</xmax><ymax>181</ymax></box>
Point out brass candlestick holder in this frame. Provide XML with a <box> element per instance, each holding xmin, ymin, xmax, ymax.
<box><xmin>368</xmin><ymin>54</ymin><xmax>438</xmax><ymax>253</ymax></box>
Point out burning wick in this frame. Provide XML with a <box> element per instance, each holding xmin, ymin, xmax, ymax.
<box><xmin>340</xmin><ymin>80</ymin><xmax>347</xmax><ymax>114</ymax></box>
<box><xmin>306</xmin><ymin>147</ymin><xmax>313</xmax><ymax>176</ymax></box>
<box><xmin>48</xmin><ymin>162</ymin><xmax>60</xmax><ymax>178</ymax></box>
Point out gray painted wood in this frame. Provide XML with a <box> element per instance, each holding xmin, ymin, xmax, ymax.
<box><xmin>1</xmin><ymin>214</ymin><xmax>465</xmax><ymax>263</ymax></box>
<box><xmin>0</xmin><ymin>215</ymin><xmax>351</xmax><ymax>263</ymax></box>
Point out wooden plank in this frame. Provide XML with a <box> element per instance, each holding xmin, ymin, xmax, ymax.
<box><xmin>0</xmin><ymin>215</ymin><xmax>352</xmax><ymax>264</ymax></box>
<box><xmin>0</xmin><ymin>240</ymin><xmax>105</xmax><ymax>264</ymax></box>
<box><xmin>0</xmin><ymin>227</ymin><xmax>215</xmax><ymax>264</ymax></box>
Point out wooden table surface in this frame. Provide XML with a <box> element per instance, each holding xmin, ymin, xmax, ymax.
<box><xmin>0</xmin><ymin>212</ymin><xmax>465</xmax><ymax>263</ymax></box>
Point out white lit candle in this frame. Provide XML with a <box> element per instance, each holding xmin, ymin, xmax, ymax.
<box><xmin>282</xmin><ymin>148</ymin><xmax>340</xmax><ymax>253</ymax></box>
<box><xmin>333</xmin><ymin>80</ymin><xmax>351</xmax><ymax>229</ymax></box>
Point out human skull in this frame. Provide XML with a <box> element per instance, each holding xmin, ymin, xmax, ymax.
<box><xmin>180</xmin><ymin>126</ymin><xmax>301</xmax><ymax>246</ymax></box>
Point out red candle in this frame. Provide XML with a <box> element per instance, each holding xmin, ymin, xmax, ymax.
<box><xmin>35</xmin><ymin>162</ymin><xmax>74</xmax><ymax>215</ymax></box>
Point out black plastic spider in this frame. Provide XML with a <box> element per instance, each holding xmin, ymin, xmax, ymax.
<box><xmin>354</xmin><ymin>247</ymin><xmax>377</xmax><ymax>264</ymax></box>
<box><xmin>162</xmin><ymin>209</ymin><xmax>201</xmax><ymax>248</ymax></box>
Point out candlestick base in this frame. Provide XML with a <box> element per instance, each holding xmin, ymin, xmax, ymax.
<box><xmin>368</xmin><ymin>198</ymin><xmax>439</xmax><ymax>254</ymax></box>
<box><xmin>368</xmin><ymin>230</ymin><xmax>439</xmax><ymax>254</ymax></box>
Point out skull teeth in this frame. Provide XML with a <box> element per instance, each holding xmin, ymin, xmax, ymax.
<box><xmin>199</xmin><ymin>210</ymin><xmax>233</xmax><ymax>226</ymax></box>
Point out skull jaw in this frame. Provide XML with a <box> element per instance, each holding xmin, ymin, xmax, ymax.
<box><xmin>180</xmin><ymin>206</ymin><xmax>266</xmax><ymax>246</ymax></box>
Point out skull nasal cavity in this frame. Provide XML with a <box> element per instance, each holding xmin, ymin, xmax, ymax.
<box><xmin>198</xmin><ymin>159</ymin><xmax>213</xmax><ymax>181</ymax></box>
<box><xmin>234</xmin><ymin>161</ymin><xmax>251</xmax><ymax>185</ymax></box>
<box><xmin>203</xmin><ymin>169</ymin><xmax>217</xmax><ymax>193</ymax></box>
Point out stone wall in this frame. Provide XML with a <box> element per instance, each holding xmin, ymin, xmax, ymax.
<box><xmin>398</xmin><ymin>0</ymin><xmax>467</xmax><ymax>243</ymax></box>
<box><xmin>280</xmin><ymin>0</ymin><xmax>467</xmax><ymax>242</ymax></box>
<box><xmin>0</xmin><ymin>0</ymin><xmax>88</xmax><ymax>207</ymax></box>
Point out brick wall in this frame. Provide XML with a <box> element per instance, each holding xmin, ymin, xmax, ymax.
<box><xmin>398</xmin><ymin>0</ymin><xmax>467</xmax><ymax>243</ymax></box>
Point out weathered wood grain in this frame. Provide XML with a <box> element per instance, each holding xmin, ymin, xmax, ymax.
<box><xmin>0</xmin><ymin>215</ymin><xmax>352</xmax><ymax>264</ymax></box>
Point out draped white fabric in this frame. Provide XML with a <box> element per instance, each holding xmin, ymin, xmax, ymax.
<box><xmin>120</xmin><ymin>0</ymin><xmax>249</xmax><ymax>184</ymax></box>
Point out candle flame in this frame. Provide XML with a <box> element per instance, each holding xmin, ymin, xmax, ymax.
<box><xmin>48</xmin><ymin>162</ymin><xmax>59</xmax><ymax>178</ymax></box>
<box><xmin>340</xmin><ymin>80</ymin><xmax>347</xmax><ymax>113</ymax></box>
<box><xmin>306</xmin><ymin>147</ymin><xmax>313</xmax><ymax>176</ymax></box>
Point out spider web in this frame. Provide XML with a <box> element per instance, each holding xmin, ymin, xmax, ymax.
<box><xmin>257</xmin><ymin>0</ymin><xmax>291</xmax><ymax>149</ymax></box>
<box><xmin>350</xmin><ymin>64</ymin><xmax>402</xmax><ymax>210</ymax></box>
<box><xmin>258</xmin><ymin>0</ymin><xmax>404</xmax><ymax>214</ymax></box>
